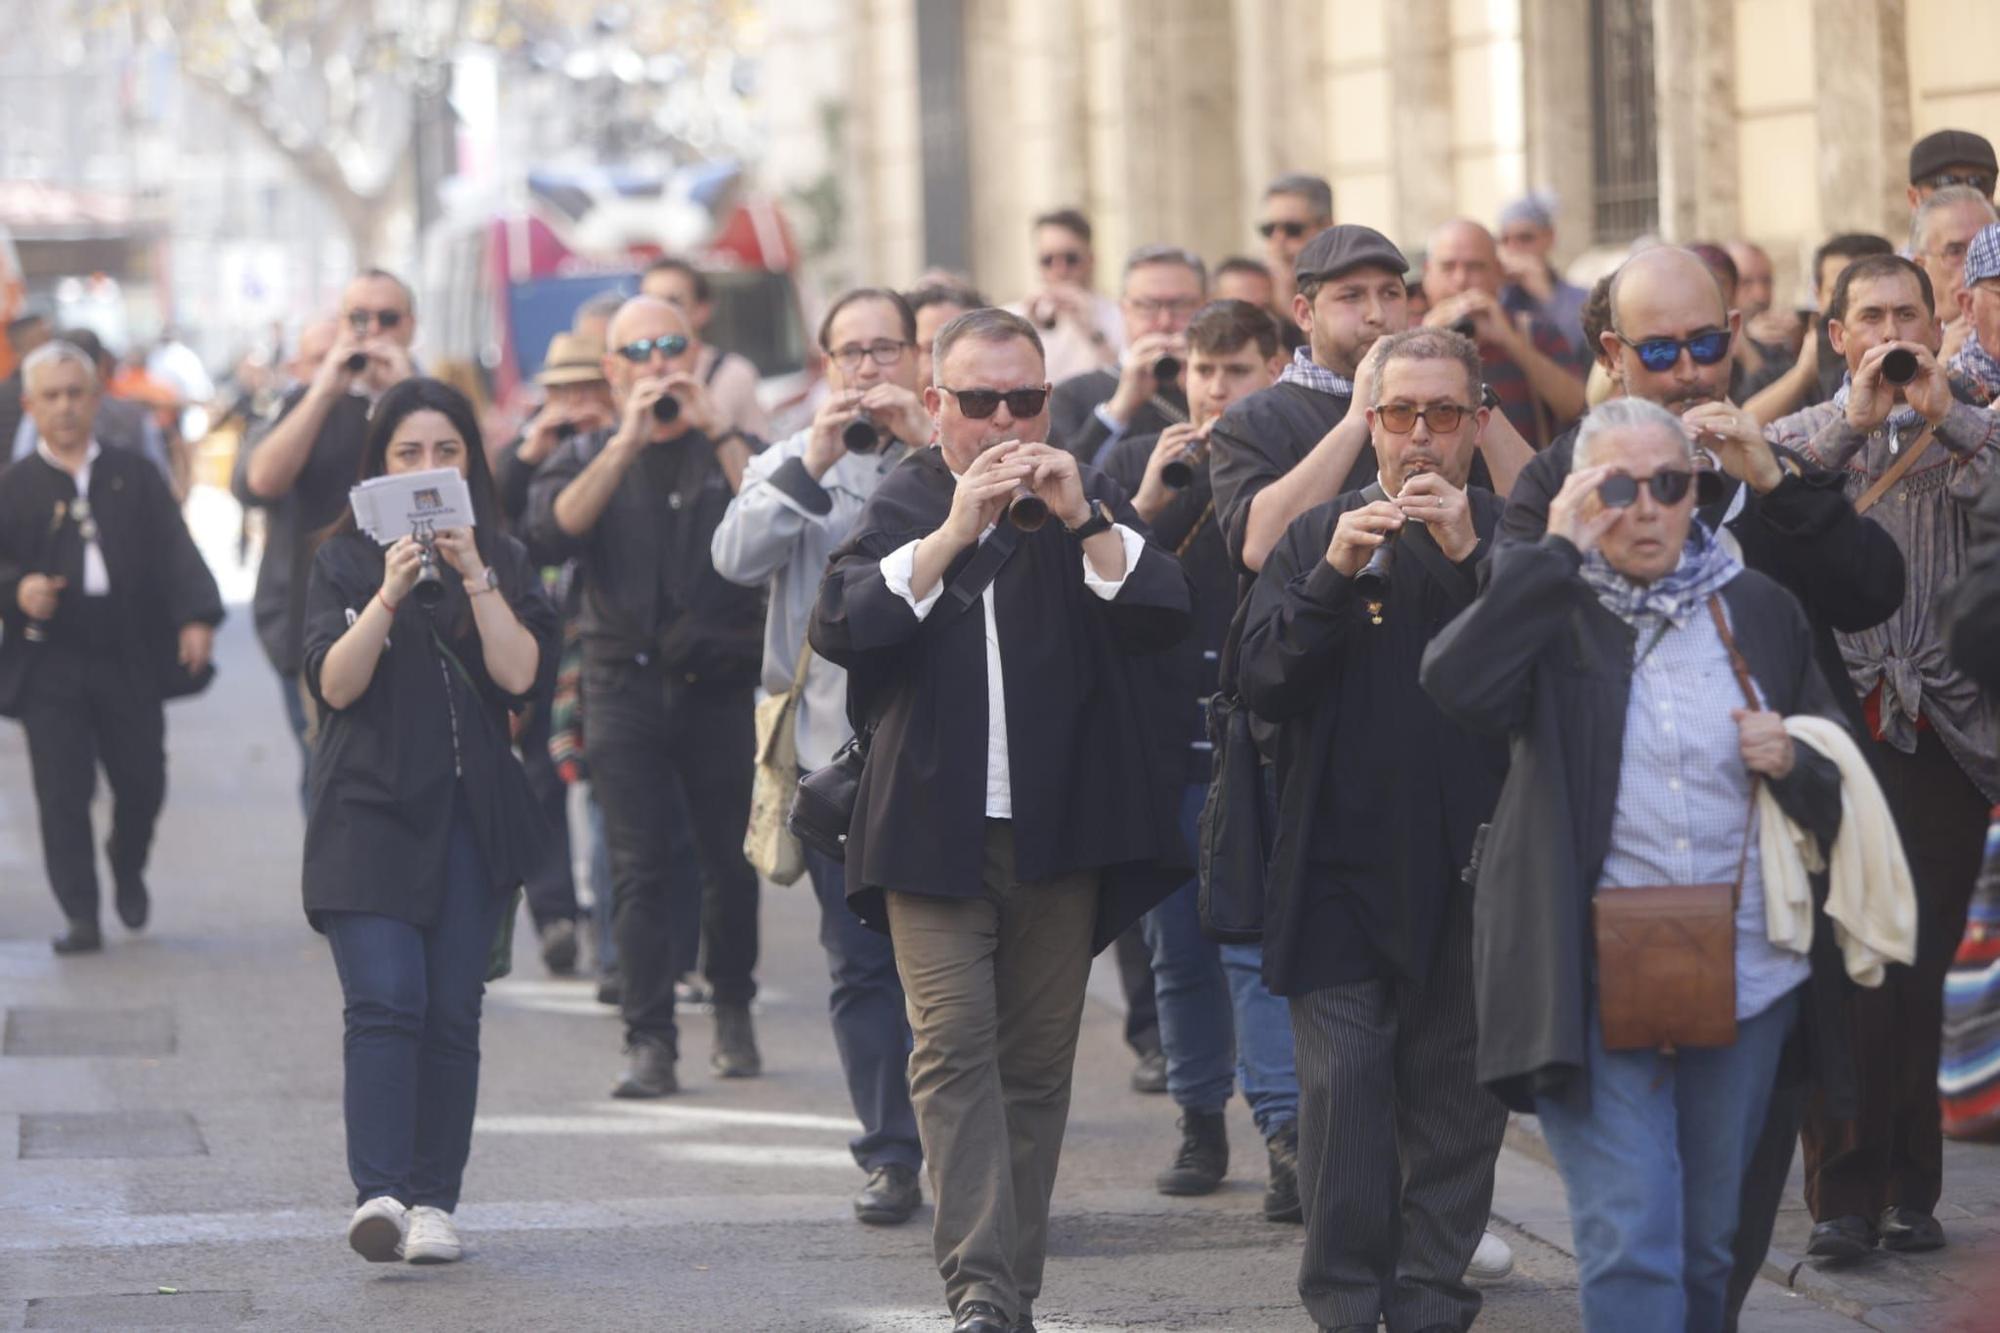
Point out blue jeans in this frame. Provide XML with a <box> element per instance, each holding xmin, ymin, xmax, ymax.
<box><xmin>803</xmin><ymin>845</ymin><xmax>922</xmax><ymax>1173</ymax></box>
<box><xmin>1536</xmin><ymin>988</ymin><xmax>1801</xmax><ymax>1333</ymax></box>
<box><xmin>1140</xmin><ymin>782</ymin><xmax>1299</xmax><ymax>1136</ymax></box>
<box><xmin>323</xmin><ymin>801</ymin><xmax>503</xmax><ymax>1213</ymax></box>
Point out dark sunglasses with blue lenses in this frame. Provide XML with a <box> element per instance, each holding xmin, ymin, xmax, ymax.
<box><xmin>1598</xmin><ymin>469</ymin><xmax>1695</xmax><ymax>508</ymax></box>
<box><xmin>1614</xmin><ymin>328</ymin><xmax>1733</xmax><ymax>373</ymax></box>
<box><xmin>616</xmin><ymin>334</ymin><xmax>690</xmax><ymax>363</ymax></box>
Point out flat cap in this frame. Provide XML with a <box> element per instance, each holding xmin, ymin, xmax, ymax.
<box><xmin>1910</xmin><ymin>129</ymin><xmax>1997</xmax><ymax>184</ymax></box>
<box><xmin>1295</xmin><ymin>224</ymin><xmax>1408</xmax><ymax>284</ymax></box>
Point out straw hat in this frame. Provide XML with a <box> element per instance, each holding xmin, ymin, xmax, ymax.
<box><xmin>535</xmin><ymin>331</ymin><xmax>607</xmax><ymax>387</ymax></box>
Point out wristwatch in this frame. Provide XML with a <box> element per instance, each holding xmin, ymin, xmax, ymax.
<box><xmin>470</xmin><ymin>565</ymin><xmax>500</xmax><ymax>596</ymax></box>
<box><xmin>1067</xmin><ymin>498</ymin><xmax>1115</xmax><ymax>540</ymax></box>
<box><xmin>1480</xmin><ymin>383</ymin><xmax>1501</xmax><ymax>411</ymax></box>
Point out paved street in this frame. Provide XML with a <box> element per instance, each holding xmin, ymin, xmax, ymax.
<box><xmin>0</xmin><ymin>522</ymin><xmax>1982</xmax><ymax>1331</ymax></box>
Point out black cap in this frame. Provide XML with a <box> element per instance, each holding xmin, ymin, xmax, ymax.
<box><xmin>1909</xmin><ymin>129</ymin><xmax>1998</xmax><ymax>184</ymax></box>
<box><xmin>1294</xmin><ymin>224</ymin><xmax>1408</xmax><ymax>284</ymax></box>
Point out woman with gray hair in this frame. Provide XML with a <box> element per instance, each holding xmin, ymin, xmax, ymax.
<box><xmin>1420</xmin><ymin>397</ymin><xmax>1856</xmax><ymax>1331</ymax></box>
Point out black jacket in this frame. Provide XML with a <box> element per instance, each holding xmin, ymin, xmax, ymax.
<box><xmin>0</xmin><ymin>447</ymin><xmax>222</xmax><ymax>710</ymax></box>
<box><xmin>1049</xmin><ymin>368</ymin><xmax>1188</xmax><ymax>466</ymax></box>
<box><xmin>1943</xmin><ymin>469</ymin><xmax>2000</xmax><ymax>694</ymax></box>
<box><xmin>1241</xmin><ymin>488</ymin><xmax>1508</xmax><ymax>994</ymax></box>
<box><xmin>1500</xmin><ymin>423</ymin><xmax>1904</xmax><ymax>736</ymax></box>
<box><xmin>232</xmin><ymin>385</ymin><xmax>372</xmax><ymax>674</ymax></box>
<box><xmin>1420</xmin><ymin>537</ymin><xmax>1854</xmax><ymax>1113</ymax></box>
<box><xmin>525</xmin><ymin>428</ymin><xmax>763</xmax><ymax>682</ymax></box>
<box><xmin>301</xmin><ymin>530</ymin><xmax>559</xmax><ymax>928</ymax></box>
<box><xmin>1208</xmin><ymin>381</ymin><xmax>1360</xmax><ymax>569</ymax></box>
<box><xmin>809</xmin><ymin>446</ymin><xmax>1192</xmax><ymax>949</ymax></box>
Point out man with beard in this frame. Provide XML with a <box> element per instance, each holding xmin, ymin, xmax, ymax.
<box><xmin>1768</xmin><ymin>253</ymin><xmax>2000</xmax><ymax>1263</ymax></box>
<box><xmin>1212</xmin><ymin>226</ymin><xmax>1531</xmax><ymax>574</ymax></box>
<box><xmin>1497</xmin><ymin>243</ymin><xmax>1904</xmax><ymax>1328</ymax></box>
<box><xmin>1240</xmin><ymin>327</ymin><xmax>1510</xmax><ymax>1333</ymax></box>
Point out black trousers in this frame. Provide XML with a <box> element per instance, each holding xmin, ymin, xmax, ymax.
<box><xmin>20</xmin><ymin>647</ymin><xmax>166</xmax><ymax>926</ymax></box>
<box><xmin>1801</xmin><ymin>731</ymin><xmax>1990</xmax><ymax>1222</ymax></box>
<box><xmin>516</xmin><ymin>696</ymin><xmax>578</xmax><ymax>929</ymax></box>
<box><xmin>583</xmin><ymin>661</ymin><xmax>758</xmax><ymax>1054</ymax></box>
<box><xmin>1287</xmin><ymin>889</ymin><xmax>1506</xmax><ymax>1332</ymax></box>
<box><xmin>1114</xmin><ymin>923</ymin><xmax>1161</xmax><ymax>1057</ymax></box>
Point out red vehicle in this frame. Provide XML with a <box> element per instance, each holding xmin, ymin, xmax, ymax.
<box><xmin>422</xmin><ymin>162</ymin><xmax>813</xmax><ymax>427</ymax></box>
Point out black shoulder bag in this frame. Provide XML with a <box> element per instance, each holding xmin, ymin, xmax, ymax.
<box><xmin>789</xmin><ymin>524</ymin><xmax>1022</xmax><ymax>860</ymax></box>
<box><xmin>1196</xmin><ymin>584</ymin><xmax>1271</xmax><ymax>942</ymax></box>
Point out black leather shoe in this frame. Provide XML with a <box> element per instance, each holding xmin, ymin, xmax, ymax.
<box><xmin>52</xmin><ymin>920</ymin><xmax>103</xmax><ymax>956</ymax></box>
<box><xmin>596</xmin><ymin>975</ymin><xmax>622</xmax><ymax>1007</ymax></box>
<box><xmin>1009</xmin><ymin>1317</ymin><xmax>1036</xmax><ymax>1333</ymax></box>
<box><xmin>711</xmin><ymin>1002</ymin><xmax>762</xmax><ymax>1078</ymax></box>
<box><xmin>1129</xmin><ymin>1048</ymin><xmax>1168</xmax><ymax>1094</ymax></box>
<box><xmin>853</xmin><ymin>1163</ymin><xmax>921</xmax><ymax>1225</ymax></box>
<box><xmin>538</xmin><ymin>918</ymin><xmax>579</xmax><ymax>976</ymax></box>
<box><xmin>952</xmin><ymin>1302</ymin><xmax>1009</xmax><ymax>1333</ymax></box>
<box><xmin>1155</xmin><ymin>1109</ymin><xmax>1228</xmax><ymax>1195</ymax></box>
<box><xmin>1807</xmin><ymin>1213</ymin><xmax>1877</xmax><ymax>1261</ymax></box>
<box><xmin>611</xmin><ymin>1040</ymin><xmax>678</xmax><ymax>1098</ymax></box>
<box><xmin>111</xmin><ymin>867</ymin><xmax>149</xmax><ymax>931</ymax></box>
<box><xmin>1880</xmin><ymin>1205</ymin><xmax>1946</xmax><ymax>1252</ymax></box>
<box><xmin>1264</xmin><ymin>1120</ymin><xmax>1303</xmax><ymax>1223</ymax></box>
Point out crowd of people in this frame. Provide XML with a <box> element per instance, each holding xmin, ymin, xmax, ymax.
<box><xmin>5</xmin><ymin>122</ymin><xmax>2000</xmax><ymax>1333</ymax></box>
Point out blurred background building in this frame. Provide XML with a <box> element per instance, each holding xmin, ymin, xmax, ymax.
<box><xmin>763</xmin><ymin>0</ymin><xmax>2000</xmax><ymax>303</ymax></box>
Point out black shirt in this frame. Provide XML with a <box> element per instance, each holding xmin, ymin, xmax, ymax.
<box><xmin>525</xmin><ymin>428</ymin><xmax>763</xmax><ymax>684</ymax></box>
<box><xmin>233</xmin><ymin>385</ymin><xmax>371</xmax><ymax>674</ymax></box>
<box><xmin>1239</xmin><ymin>488</ymin><xmax>1507</xmax><ymax>993</ymax></box>
<box><xmin>1207</xmin><ymin>381</ymin><xmax>1364</xmax><ymax>570</ymax></box>
<box><xmin>1049</xmin><ymin>367</ymin><xmax>1189</xmax><ymax>465</ymax></box>
<box><xmin>1102</xmin><ymin>431</ymin><xmax>1233</xmax><ymax>782</ymax></box>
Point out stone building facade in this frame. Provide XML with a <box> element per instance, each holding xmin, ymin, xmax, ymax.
<box><xmin>759</xmin><ymin>0</ymin><xmax>2000</xmax><ymax>313</ymax></box>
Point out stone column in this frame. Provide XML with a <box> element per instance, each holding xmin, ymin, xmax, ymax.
<box><xmin>1521</xmin><ymin>0</ymin><xmax>1596</xmax><ymax>263</ymax></box>
<box><xmin>1812</xmin><ymin>0</ymin><xmax>1911</xmax><ymax>238</ymax></box>
<box><xmin>1654</xmin><ymin>0</ymin><xmax>1739</xmax><ymax>242</ymax></box>
<box><xmin>1385</xmin><ymin>0</ymin><xmax>1455</xmax><ymax>244</ymax></box>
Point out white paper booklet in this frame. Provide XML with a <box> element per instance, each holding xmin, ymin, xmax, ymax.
<box><xmin>348</xmin><ymin>468</ymin><xmax>476</xmax><ymax>544</ymax></box>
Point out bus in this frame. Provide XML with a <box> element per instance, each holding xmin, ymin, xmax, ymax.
<box><xmin>421</xmin><ymin>161</ymin><xmax>812</xmax><ymax>429</ymax></box>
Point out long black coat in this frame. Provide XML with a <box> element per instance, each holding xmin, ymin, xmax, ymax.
<box><xmin>0</xmin><ymin>447</ymin><xmax>222</xmax><ymax>709</ymax></box>
<box><xmin>1943</xmin><ymin>471</ymin><xmax>2000</xmax><ymax>694</ymax></box>
<box><xmin>301</xmin><ymin>530</ymin><xmax>559</xmax><ymax>929</ymax></box>
<box><xmin>1240</xmin><ymin>488</ymin><xmax>1509</xmax><ymax>995</ymax></box>
<box><xmin>808</xmin><ymin>446</ymin><xmax>1192</xmax><ymax>950</ymax></box>
<box><xmin>1420</xmin><ymin>536</ymin><xmax>1853</xmax><ymax>1113</ymax></box>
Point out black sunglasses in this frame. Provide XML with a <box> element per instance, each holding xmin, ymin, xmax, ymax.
<box><xmin>1597</xmin><ymin>470</ymin><xmax>1694</xmax><ymax>508</ymax></box>
<box><xmin>1039</xmin><ymin>251</ymin><xmax>1083</xmax><ymax>269</ymax></box>
<box><xmin>1257</xmin><ymin>220</ymin><xmax>1310</xmax><ymax>240</ymax></box>
<box><xmin>1614</xmin><ymin>328</ymin><xmax>1732</xmax><ymax>373</ymax></box>
<box><xmin>347</xmin><ymin>308</ymin><xmax>404</xmax><ymax>331</ymax></box>
<box><xmin>616</xmin><ymin>334</ymin><xmax>690</xmax><ymax>363</ymax></box>
<box><xmin>939</xmin><ymin>385</ymin><xmax>1050</xmax><ymax>420</ymax></box>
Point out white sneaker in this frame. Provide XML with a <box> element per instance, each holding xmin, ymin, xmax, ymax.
<box><xmin>346</xmin><ymin>1197</ymin><xmax>408</xmax><ymax>1263</ymax></box>
<box><xmin>402</xmin><ymin>1205</ymin><xmax>463</xmax><ymax>1264</ymax></box>
<box><xmin>1467</xmin><ymin>1229</ymin><xmax>1515</xmax><ymax>1283</ymax></box>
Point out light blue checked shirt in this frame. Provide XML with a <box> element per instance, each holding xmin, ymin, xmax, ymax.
<box><xmin>1597</xmin><ymin>600</ymin><xmax>1812</xmax><ymax>1021</ymax></box>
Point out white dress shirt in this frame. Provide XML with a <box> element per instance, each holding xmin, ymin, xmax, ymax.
<box><xmin>38</xmin><ymin>438</ymin><xmax>109</xmax><ymax>595</ymax></box>
<box><xmin>880</xmin><ymin>521</ymin><xmax>1144</xmax><ymax>818</ymax></box>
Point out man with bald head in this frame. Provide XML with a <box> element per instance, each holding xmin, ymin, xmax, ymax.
<box><xmin>236</xmin><ymin>270</ymin><xmax>417</xmax><ymax>780</ymax></box>
<box><xmin>1423</xmin><ymin>218</ymin><xmax>1587</xmax><ymax>446</ymax></box>
<box><xmin>1498</xmin><ymin>242</ymin><xmax>1903</xmax><ymax>1329</ymax></box>
<box><xmin>528</xmin><ymin>294</ymin><xmax>767</xmax><ymax>1098</ymax></box>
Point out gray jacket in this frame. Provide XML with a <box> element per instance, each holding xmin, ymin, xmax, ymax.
<box><xmin>710</xmin><ymin>429</ymin><xmax>909</xmax><ymax>769</ymax></box>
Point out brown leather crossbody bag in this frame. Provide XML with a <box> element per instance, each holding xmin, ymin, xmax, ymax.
<box><xmin>1592</xmin><ymin>595</ymin><xmax>1762</xmax><ymax>1055</ymax></box>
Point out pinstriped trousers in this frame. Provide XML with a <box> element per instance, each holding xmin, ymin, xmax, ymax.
<box><xmin>1288</xmin><ymin>888</ymin><xmax>1507</xmax><ymax>1332</ymax></box>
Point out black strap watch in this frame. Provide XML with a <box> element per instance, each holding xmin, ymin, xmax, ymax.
<box><xmin>1067</xmin><ymin>498</ymin><xmax>1115</xmax><ymax>541</ymax></box>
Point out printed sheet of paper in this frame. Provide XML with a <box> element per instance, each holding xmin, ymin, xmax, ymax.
<box><xmin>348</xmin><ymin>468</ymin><xmax>476</xmax><ymax>544</ymax></box>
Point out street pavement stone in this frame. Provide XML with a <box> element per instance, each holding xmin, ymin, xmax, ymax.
<box><xmin>0</xmin><ymin>566</ymin><xmax>1907</xmax><ymax>1330</ymax></box>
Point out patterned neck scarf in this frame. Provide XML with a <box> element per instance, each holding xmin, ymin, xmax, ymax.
<box><xmin>1951</xmin><ymin>329</ymin><xmax>2000</xmax><ymax>396</ymax></box>
<box><xmin>1579</xmin><ymin>517</ymin><xmax>1744</xmax><ymax>627</ymax></box>
<box><xmin>1830</xmin><ymin>371</ymin><xmax>1925</xmax><ymax>434</ymax></box>
<box><xmin>1277</xmin><ymin>345</ymin><xmax>1355</xmax><ymax>398</ymax></box>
